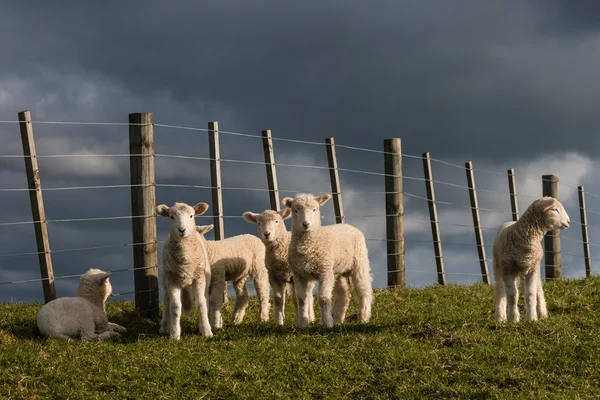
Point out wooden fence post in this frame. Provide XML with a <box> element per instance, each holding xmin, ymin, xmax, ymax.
<box><xmin>507</xmin><ymin>168</ymin><xmax>519</xmax><ymax>221</ymax></box>
<box><xmin>208</xmin><ymin>121</ymin><xmax>228</xmax><ymax>304</ymax></box>
<box><xmin>465</xmin><ymin>161</ymin><xmax>490</xmax><ymax>284</ymax></box>
<box><xmin>18</xmin><ymin>110</ymin><xmax>56</xmax><ymax>303</ymax></box>
<box><xmin>129</xmin><ymin>112</ymin><xmax>159</xmax><ymax>316</ymax></box>
<box><xmin>542</xmin><ymin>174</ymin><xmax>561</xmax><ymax>280</ymax></box>
<box><xmin>422</xmin><ymin>152</ymin><xmax>446</xmax><ymax>285</ymax></box>
<box><xmin>262</xmin><ymin>129</ymin><xmax>280</xmax><ymax>212</ymax></box>
<box><xmin>578</xmin><ymin>186</ymin><xmax>592</xmax><ymax>277</ymax></box>
<box><xmin>326</xmin><ymin>137</ymin><xmax>345</xmax><ymax>224</ymax></box>
<box><xmin>384</xmin><ymin>138</ymin><xmax>404</xmax><ymax>287</ymax></box>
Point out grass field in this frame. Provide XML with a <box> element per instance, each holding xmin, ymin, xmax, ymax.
<box><xmin>1</xmin><ymin>277</ymin><xmax>600</xmax><ymax>399</ymax></box>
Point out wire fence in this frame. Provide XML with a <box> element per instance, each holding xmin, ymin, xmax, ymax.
<box><xmin>0</xmin><ymin>116</ymin><xmax>597</xmax><ymax>308</ymax></box>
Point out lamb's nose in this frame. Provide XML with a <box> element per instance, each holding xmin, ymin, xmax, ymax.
<box><xmin>178</xmin><ymin>228</ymin><xmax>186</xmax><ymax>234</ymax></box>
<box><xmin>302</xmin><ymin>221</ymin><xmax>310</xmax><ymax>229</ymax></box>
<box><xmin>264</xmin><ymin>232</ymin><xmax>271</xmax><ymax>238</ymax></box>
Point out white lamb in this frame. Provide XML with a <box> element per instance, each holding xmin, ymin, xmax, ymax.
<box><xmin>283</xmin><ymin>193</ymin><xmax>373</xmax><ymax>329</ymax></box>
<box><xmin>36</xmin><ymin>268</ymin><xmax>126</xmax><ymax>341</ymax></box>
<box><xmin>157</xmin><ymin>201</ymin><xmax>213</xmax><ymax>339</ymax></box>
<box><xmin>242</xmin><ymin>208</ymin><xmax>316</xmax><ymax>326</ymax></box>
<box><xmin>493</xmin><ymin>196</ymin><xmax>571</xmax><ymax>322</ymax></box>
<box><xmin>194</xmin><ymin>224</ymin><xmax>270</xmax><ymax>329</ymax></box>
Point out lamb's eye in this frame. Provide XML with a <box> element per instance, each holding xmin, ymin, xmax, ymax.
<box><xmin>190</xmin><ymin>215</ymin><xmax>193</xmax><ymax>218</ymax></box>
<box><xmin>294</xmin><ymin>209</ymin><xmax>298</xmax><ymax>213</ymax></box>
<box><xmin>257</xmin><ymin>222</ymin><xmax>261</xmax><ymax>226</ymax></box>
<box><xmin>171</xmin><ymin>216</ymin><xmax>174</xmax><ymax>220</ymax></box>
<box><xmin>275</xmin><ymin>220</ymin><xmax>279</xmax><ymax>224</ymax></box>
<box><xmin>313</xmin><ymin>208</ymin><xmax>316</xmax><ymax>212</ymax></box>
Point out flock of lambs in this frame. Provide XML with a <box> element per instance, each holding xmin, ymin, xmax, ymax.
<box><xmin>36</xmin><ymin>192</ymin><xmax>571</xmax><ymax>341</ymax></box>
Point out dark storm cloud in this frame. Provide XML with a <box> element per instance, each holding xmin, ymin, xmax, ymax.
<box><xmin>3</xmin><ymin>0</ymin><xmax>600</xmax><ymax>163</ymax></box>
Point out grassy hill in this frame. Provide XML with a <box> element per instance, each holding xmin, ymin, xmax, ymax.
<box><xmin>2</xmin><ymin>277</ymin><xmax>600</xmax><ymax>399</ymax></box>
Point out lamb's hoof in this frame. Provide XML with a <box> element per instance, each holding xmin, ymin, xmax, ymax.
<box><xmin>113</xmin><ymin>325</ymin><xmax>127</xmax><ymax>333</ymax></box>
<box><xmin>297</xmin><ymin>320</ymin><xmax>309</xmax><ymax>330</ymax></box>
<box><xmin>202</xmin><ymin>330</ymin><xmax>213</xmax><ymax>338</ymax></box>
<box><xmin>169</xmin><ymin>333</ymin><xmax>181</xmax><ymax>340</ymax></box>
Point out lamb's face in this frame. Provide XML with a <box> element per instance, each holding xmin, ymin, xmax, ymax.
<box><xmin>157</xmin><ymin>202</ymin><xmax>209</xmax><ymax>240</ymax></box>
<box><xmin>102</xmin><ymin>275</ymin><xmax>114</xmax><ymax>301</ymax></box>
<box><xmin>243</xmin><ymin>209</ymin><xmax>291</xmax><ymax>242</ymax></box>
<box><xmin>282</xmin><ymin>193</ymin><xmax>331</xmax><ymax>232</ymax></box>
<box><xmin>538</xmin><ymin>197</ymin><xmax>571</xmax><ymax>231</ymax></box>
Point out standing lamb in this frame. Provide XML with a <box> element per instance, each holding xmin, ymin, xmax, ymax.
<box><xmin>194</xmin><ymin>224</ymin><xmax>270</xmax><ymax>329</ymax></box>
<box><xmin>493</xmin><ymin>196</ymin><xmax>571</xmax><ymax>322</ymax></box>
<box><xmin>283</xmin><ymin>193</ymin><xmax>373</xmax><ymax>329</ymax></box>
<box><xmin>242</xmin><ymin>208</ymin><xmax>316</xmax><ymax>326</ymax></box>
<box><xmin>37</xmin><ymin>268</ymin><xmax>126</xmax><ymax>341</ymax></box>
<box><xmin>157</xmin><ymin>201</ymin><xmax>213</xmax><ymax>339</ymax></box>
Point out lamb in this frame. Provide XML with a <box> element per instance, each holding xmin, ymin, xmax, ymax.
<box><xmin>492</xmin><ymin>196</ymin><xmax>571</xmax><ymax>322</ymax></box>
<box><xmin>157</xmin><ymin>201</ymin><xmax>213</xmax><ymax>339</ymax></box>
<box><xmin>36</xmin><ymin>268</ymin><xmax>126</xmax><ymax>341</ymax></box>
<box><xmin>194</xmin><ymin>224</ymin><xmax>270</xmax><ymax>329</ymax></box>
<box><xmin>242</xmin><ymin>208</ymin><xmax>316</xmax><ymax>326</ymax></box>
<box><xmin>283</xmin><ymin>193</ymin><xmax>373</xmax><ymax>329</ymax></box>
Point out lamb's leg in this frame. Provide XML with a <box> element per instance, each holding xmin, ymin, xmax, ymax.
<box><xmin>524</xmin><ymin>272</ymin><xmax>539</xmax><ymax>321</ymax></box>
<box><xmin>108</xmin><ymin>322</ymin><xmax>127</xmax><ymax>333</ymax></box>
<box><xmin>159</xmin><ymin>281</ymin><xmax>171</xmax><ymax>335</ymax></box>
<box><xmin>318</xmin><ymin>271</ymin><xmax>335</xmax><ymax>329</ymax></box>
<box><xmin>351</xmin><ymin>258</ymin><xmax>373</xmax><ymax>323</ymax></box>
<box><xmin>168</xmin><ymin>286</ymin><xmax>183</xmax><ymax>340</ymax></box>
<box><xmin>209</xmin><ymin>278</ymin><xmax>226</xmax><ymax>329</ymax></box>
<box><xmin>504</xmin><ymin>274</ymin><xmax>520</xmax><ymax>322</ymax></box>
<box><xmin>181</xmin><ymin>286</ymin><xmax>195</xmax><ymax>317</ymax></box>
<box><xmin>231</xmin><ymin>277</ymin><xmax>249</xmax><ymax>325</ymax></box>
<box><xmin>288</xmin><ymin>282</ymin><xmax>299</xmax><ymax>323</ymax></box>
<box><xmin>252</xmin><ymin>272</ymin><xmax>271</xmax><ymax>323</ymax></box>
<box><xmin>332</xmin><ymin>275</ymin><xmax>350</xmax><ymax>324</ymax></box>
<box><xmin>536</xmin><ymin>276</ymin><xmax>548</xmax><ymax>319</ymax></box>
<box><xmin>52</xmin><ymin>333</ymin><xmax>74</xmax><ymax>341</ymax></box>
<box><xmin>307</xmin><ymin>280</ymin><xmax>316</xmax><ymax>323</ymax></box>
<box><xmin>194</xmin><ymin>279</ymin><xmax>213</xmax><ymax>338</ymax></box>
<box><xmin>271</xmin><ymin>276</ymin><xmax>286</xmax><ymax>326</ymax></box>
<box><xmin>294</xmin><ymin>274</ymin><xmax>311</xmax><ymax>329</ymax></box>
<box><xmin>493</xmin><ymin>264</ymin><xmax>507</xmax><ymax>322</ymax></box>
<box><xmin>81</xmin><ymin>317</ymin><xmax>119</xmax><ymax>341</ymax></box>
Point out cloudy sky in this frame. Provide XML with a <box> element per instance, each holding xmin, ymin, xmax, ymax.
<box><xmin>1</xmin><ymin>0</ymin><xmax>600</xmax><ymax>303</ymax></box>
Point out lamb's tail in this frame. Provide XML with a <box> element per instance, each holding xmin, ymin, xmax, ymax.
<box><xmin>181</xmin><ymin>286</ymin><xmax>196</xmax><ymax>317</ymax></box>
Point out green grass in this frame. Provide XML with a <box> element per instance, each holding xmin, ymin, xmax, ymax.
<box><xmin>2</xmin><ymin>278</ymin><xmax>600</xmax><ymax>399</ymax></box>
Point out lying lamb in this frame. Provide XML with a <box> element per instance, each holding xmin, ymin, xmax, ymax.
<box><xmin>36</xmin><ymin>268</ymin><xmax>126</xmax><ymax>341</ymax></box>
<box><xmin>157</xmin><ymin>201</ymin><xmax>213</xmax><ymax>339</ymax></box>
<box><xmin>195</xmin><ymin>224</ymin><xmax>270</xmax><ymax>329</ymax></box>
<box><xmin>243</xmin><ymin>208</ymin><xmax>316</xmax><ymax>326</ymax></box>
<box><xmin>283</xmin><ymin>193</ymin><xmax>373</xmax><ymax>329</ymax></box>
<box><xmin>493</xmin><ymin>196</ymin><xmax>571</xmax><ymax>322</ymax></box>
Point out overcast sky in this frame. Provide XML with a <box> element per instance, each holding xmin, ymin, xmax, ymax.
<box><xmin>1</xmin><ymin>1</ymin><xmax>600</xmax><ymax>303</ymax></box>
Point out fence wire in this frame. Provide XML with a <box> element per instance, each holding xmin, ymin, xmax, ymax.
<box><xmin>0</xmin><ymin>118</ymin><xmax>598</xmax><ymax>299</ymax></box>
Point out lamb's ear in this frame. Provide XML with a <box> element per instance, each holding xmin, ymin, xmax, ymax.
<box><xmin>243</xmin><ymin>212</ymin><xmax>258</xmax><ymax>224</ymax></box>
<box><xmin>279</xmin><ymin>207</ymin><xmax>292</xmax><ymax>220</ymax></box>
<box><xmin>193</xmin><ymin>202</ymin><xmax>209</xmax><ymax>216</ymax></box>
<box><xmin>156</xmin><ymin>204</ymin><xmax>170</xmax><ymax>217</ymax></box>
<box><xmin>316</xmin><ymin>193</ymin><xmax>332</xmax><ymax>206</ymax></box>
<box><xmin>539</xmin><ymin>197</ymin><xmax>557</xmax><ymax>211</ymax></box>
<box><xmin>282</xmin><ymin>197</ymin><xmax>293</xmax><ymax>208</ymax></box>
<box><xmin>196</xmin><ymin>224</ymin><xmax>214</xmax><ymax>235</ymax></box>
<box><xmin>97</xmin><ymin>271</ymin><xmax>111</xmax><ymax>284</ymax></box>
